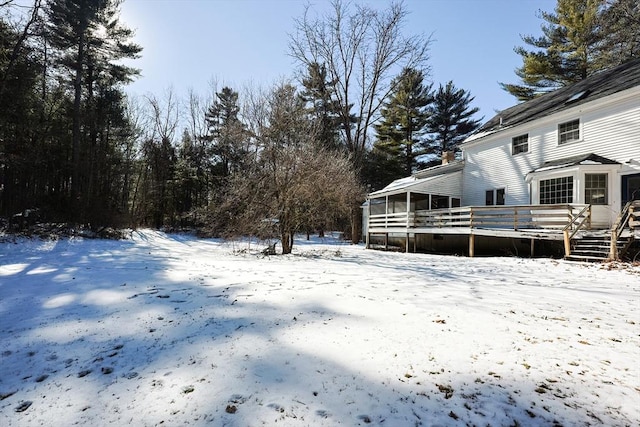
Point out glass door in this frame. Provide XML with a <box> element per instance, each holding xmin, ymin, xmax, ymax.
<box><xmin>621</xmin><ymin>173</ymin><xmax>640</xmax><ymax>206</ymax></box>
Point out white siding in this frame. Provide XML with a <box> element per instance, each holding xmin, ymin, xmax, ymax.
<box><xmin>412</xmin><ymin>170</ymin><xmax>462</xmax><ymax>197</ymax></box>
<box><xmin>462</xmin><ymin>87</ymin><xmax>640</xmax><ymax>209</ymax></box>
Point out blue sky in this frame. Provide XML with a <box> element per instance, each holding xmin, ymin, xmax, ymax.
<box><xmin>120</xmin><ymin>0</ymin><xmax>558</xmax><ymax>123</ymax></box>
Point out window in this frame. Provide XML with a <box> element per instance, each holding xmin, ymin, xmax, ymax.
<box><xmin>431</xmin><ymin>195</ymin><xmax>449</xmax><ymax>209</ymax></box>
<box><xmin>512</xmin><ymin>134</ymin><xmax>529</xmax><ymax>155</ymax></box>
<box><xmin>584</xmin><ymin>173</ymin><xmax>607</xmax><ymax>205</ymax></box>
<box><xmin>558</xmin><ymin>119</ymin><xmax>580</xmax><ymax>144</ymax></box>
<box><xmin>485</xmin><ymin>190</ymin><xmax>494</xmax><ymax>206</ymax></box>
<box><xmin>486</xmin><ymin>188</ymin><xmax>505</xmax><ymax>206</ymax></box>
<box><xmin>540</xmin><ymin>176</ymin><xmax>573</xmax><ymax>204</ymax></box>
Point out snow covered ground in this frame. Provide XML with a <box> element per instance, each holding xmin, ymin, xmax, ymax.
<box><xmin>0</xmin><ymin>230</ymin><xmax>638</xmax><ymax>426</ymax></box>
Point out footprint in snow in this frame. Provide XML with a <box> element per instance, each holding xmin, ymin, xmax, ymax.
<box><xmin>15</xmin><ymin>401</ymin><xmax>32</xmax><ymax>412</ymax></box>
<box><xmin>357</xmin><ymin>414</ymin><xmax>372</xmax><ymax>424</ymax></box>
<box><xmin>78</xmin><ymin>369</ymin><xmax>92</xmax><ymax>378</ymax></box>
<box><xmin>0</xmin><ymin>390</ymin><xmax>17</xmax><ymax>401</ymax></box>
<box><xmin>267</xmin><ymin>403</ymin><xmax>284</xmax><ymax>413</ymax></box>
<box><xmin>229</xmin><ymin>394</ymin><xmax>247</xmax><ymax>404</ymax></box>
<box><xmin>316</xmin><ymin>409</ymin><xmax>331</xmax><ymax>418</ymax></box>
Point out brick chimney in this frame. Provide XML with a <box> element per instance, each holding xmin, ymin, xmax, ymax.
<box><xmin>442</xmin><ymin>151</ymin><xmax>455</xmax><ymax>165</ymax></box>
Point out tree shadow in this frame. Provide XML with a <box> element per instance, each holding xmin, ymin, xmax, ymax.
<box><xmin>0</xmin><ymin>233</ymin><xmax>635</xmax><ymax>426</ymax></box>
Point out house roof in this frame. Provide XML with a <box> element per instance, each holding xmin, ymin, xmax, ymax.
<box><xmin>529</xmin><ymin>153</ymin><xmax>620</xmax><ymax>174</ymax></box>
<box><xmin>466</xmin><ymin>59</ymin><xmax>640</xmax><ymax>143</ymax></box>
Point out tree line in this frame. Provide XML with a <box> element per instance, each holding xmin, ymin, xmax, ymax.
<box><xmin>1</xmin><ymin>0</ymin><xmax>638</xmax><ymax>253</ymax></box>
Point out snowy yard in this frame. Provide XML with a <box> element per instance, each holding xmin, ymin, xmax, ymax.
<box><xmin>1</xmin><ymin>230</ymin><xmax>639</xmax><ymax>426</ymax></box>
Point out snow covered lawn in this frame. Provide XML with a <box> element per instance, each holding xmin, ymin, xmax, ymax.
<box><xmin>1</xmin><ymin>230</ymin><xmax>639</xmax><ymax>426</ymax></box>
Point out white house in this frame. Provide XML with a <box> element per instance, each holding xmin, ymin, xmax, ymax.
<box><xmin>365</xmin><ymin>59</ymin><xmax>640</xmax><ymax>260</ymax></box>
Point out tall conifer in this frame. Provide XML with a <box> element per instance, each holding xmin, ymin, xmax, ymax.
<box><xmin>424</xmin><ymin>81</ymin><xmax>481</xmax><ymax>165</ymax></box>
<box><xmin>374</xmin><ymin>67</ymin><xmax>432</xmax><ymax>177</ymax></box>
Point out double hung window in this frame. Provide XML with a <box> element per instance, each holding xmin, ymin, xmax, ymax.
<box><xmin>558</xmin><ymin>119</ymin><xmax>580</xmax><ymax>144</ymax></box>
<box><xmin>512</xmin><ymin>134</ymin><xmax>528</xmax><ymax>155</ymax></box>
<box><xmin>584</xmin><ymin>174</ymin><xmax>607</xmax><ymax>205</ymax></box>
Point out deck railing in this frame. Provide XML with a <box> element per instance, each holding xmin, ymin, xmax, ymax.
<box><xmin>608</xmin><ymin>200</ymin><xmax>639</xmax><ymax>260</ymax></box>
<box><xmin>368</xmin><ymin>204</ymin><xmax>591</xmax><ymax>232</ymax></box>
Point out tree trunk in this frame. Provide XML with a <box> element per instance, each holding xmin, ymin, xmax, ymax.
<box><xmin>71</xmin><ymin>29</ymin><xmax>85</xmax><ymax>220</ymax></box>
<box><xmin>350</xmin><ymin>204</ymin><xmax>362</xmax><ymax>244</ymax></box>
<box><xmin>281</xmin><ymin>229</ymin><xmax>293</xmax><ymax>254</ymax></box>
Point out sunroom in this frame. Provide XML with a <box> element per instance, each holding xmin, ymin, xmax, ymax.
<box><xmin>364</xmin><ymin>161</ymin><xmax>463</xmax><ymax>251</ymax></box>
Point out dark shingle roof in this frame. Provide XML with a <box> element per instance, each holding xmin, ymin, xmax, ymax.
<box><xmin>472</xmin><ymin>59</ymin><xmax>640</xmax><ymax>138</ymax></box>
<box><xmin>531</xmin><ymin>153</ymin><xmax>620</xmax><ymax>174</ymax></box>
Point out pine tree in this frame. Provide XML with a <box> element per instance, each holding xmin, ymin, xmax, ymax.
<box><xmin>45</xmin><ymin>0</ymin><xmax>141</xmax><ymax>221</ymax></box>
<box><xmin>374</xmin><ymin>67</ymin><xmax>432</xmax><ymax>177</ymax></box>
<box><xmin>597</xmin><ymin>0</ymin><xmax>640</xmax><ymax>68</ymax></box>
<box><xmin>205</xmin><ymin>86</ymin><xmax>247</xmax><ymax>178</ymax></box>
<box><xmin>500</xmin><ymin>0</ymin><xmax>602</xmax><ymax>101</ymax></box>
<box><xmin>300</xmin><ymin>62</ymin><xmax>343</xmax><ymax>151</ymax></box>
<box><xmin>424</xmin><ymin>81</ymin><xmax>481</xmax><ymax>165</ymax></box>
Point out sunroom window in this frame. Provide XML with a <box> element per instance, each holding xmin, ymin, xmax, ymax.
<box><xmin>540</xmin><ymin>176</ymin><xmax>573</xmax><ymax>204</ymax></box>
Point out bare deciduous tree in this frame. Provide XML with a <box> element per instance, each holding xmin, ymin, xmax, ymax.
<box><xmin>221</xmin><ymin>82</ymin><xmax>363</xmax><ymax>254</ymax></box>
<box><xmin>289</xmin><ymin>0</ymin><xmax>431</xmax><ymax>242</ymax></box>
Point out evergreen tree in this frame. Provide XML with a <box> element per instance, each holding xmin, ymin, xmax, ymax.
<box><xmin>205</xmin><ymin>86</ymin><xmax>247</xmax><ymax>178</ymax></box>
<box><xmin>299</xmin><ymin>62</ymin><xmax>343</xmax><ymax>151</ymax></box>
<box><xmin>45</xmin><ymin>0</ymin><xmax>141</xmax><ymax>221</ymax></box>
<box><xmin>597</xmin><ymin>0</ymin><xmax>640</xmax><ymax>67</ymax></box>
<box><xmin>500</xmin><ymin>0</ymin><xmax>602</xmax><ymax>101</ymax></box>
<box><xmin>424</xmin><ymin>81</ymin><xmax>481</xmax><ymax>165</ymax></box>
<box><xmin>0</xmin><ymin>15</ymin><xmax>43</xmax><ymax>217</ymax></box>
<box><xmin>374</xmin><ymin>67</ymin><xmax>432</xmax><ymax>177</ymax></box>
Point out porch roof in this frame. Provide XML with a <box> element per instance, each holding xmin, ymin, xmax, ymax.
<box><xmin>369</xmin><ymin>175</ymin><xmax>441</xmax><ymax>198</ymax></box>
<box><xmin>529</xmin><ymin>153</ymin><xmax>619</xmax><ymax>174</ymax></box>
<box><xmin>368</xmin><ymin>160</ymin><xmax>464</xmax><ymax>198</ymax></box>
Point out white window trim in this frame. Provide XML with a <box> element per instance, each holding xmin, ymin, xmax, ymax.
<box><xmin>584</xmin><ymin>172</ymin><xmax>608</xmax><ymax>205</ymax></box>
<box><xmin>557</xmin><ymin>118</ymin><xmax>582</xmax><ymax>146</ymax></box>
<box><xmin>512</xmin><ymin>133</ymin><xmax>529</xmax><ymax>155</ymax></box>
<box><xmin>539</xmin><ymin>175</ymin><xmax>574</xmax><ymax>205</ymax></box>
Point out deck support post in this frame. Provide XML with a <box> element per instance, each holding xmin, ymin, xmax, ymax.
<box><xmin>469</xmin><ymin>233</ymin><xmax>475</xmax><ymax>257</ymax></box>
<box><xmin>609</xmin><ymin>229</ymin><xmax>619</xmax><ymax>261</ymax></box>
<box><xmin>385</xmin><ymin>233</ymin><xmax>389</xmax><ymax>250</ymax></box>
<box><xmin>530</xmin><ymin>239</ymin><xmax>535</xmax><ymax>257</ymax></box>
<box><xmin>563</xmin><ymin>229</ymin><xmax>571</xmax><ymax>258</ymax></box>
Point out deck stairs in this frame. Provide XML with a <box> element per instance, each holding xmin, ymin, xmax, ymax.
<box><xmin>566</xmin><ymin>200</ymin><xmax>639</xmax><ymax>262</ymax></box>
<box><xmin>567</xmin><ymin>233</ymin><xmax>634</xmax><ymax>262</ymax></box>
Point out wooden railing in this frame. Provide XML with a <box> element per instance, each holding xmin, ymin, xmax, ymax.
<box><xmin>368</xmin><ymin>204</ymin><xmax>591</xmax><ymax>232</ymax></box>
<box><xmin>608</xmin><ymin>200</ymin><xmax>639</xmax><ymax>260</ymax></box>
<box><xmin>561</xmin><ymin>204</ymin><xmax>593</xmax><ymax>257</ymax></box>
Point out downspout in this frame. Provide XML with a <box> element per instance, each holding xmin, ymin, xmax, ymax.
<box><xmin>406</xmin><ymin>191</ymin><xmax>411</xmax><ymax>253</ymax></box>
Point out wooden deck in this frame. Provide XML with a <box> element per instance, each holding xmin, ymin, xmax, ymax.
<box><xmin>368</xmin><ymin>204</ymin><xmax>590</xmax><ymax>235</ymax></box>
<box><xmin>366</xmin><ymin>204</ymin><xmax>593</xmax><ymax>256</ymax></box>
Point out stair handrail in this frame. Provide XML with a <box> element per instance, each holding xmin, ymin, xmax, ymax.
<box><xmin>562</xmin><ymin>204</ymin><xmax>591</xmax><ymax>258</ymax></box>
<box><xmin>609</xmin><ymin>200</ymin><xmax>634</xmax><ymax>260</ymax></box>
